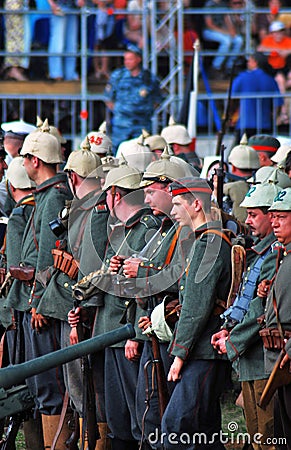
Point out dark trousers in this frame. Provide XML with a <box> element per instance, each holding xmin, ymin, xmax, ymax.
<box><xmin>105</xmin><ymin>346</ymin><xmax>141</xmax><ymax>442</ymax></box>
<box><xmin>275</xmin><ymin>384</ymin><xmax>291</xmax><ymax>450</ymax></box>
<box><xmin>161</xmin><ymin>359</ymin><xmax>230</xmax><ymax>450</ymax></box>
<box><xmin>136</xmin><ymin>340</ymin><xmax>174</xmax><ymax>449</ymax></box>
<box><xmin>23</xmin><ymin>312</ymin><xmax>66</xmax><ymax>415</ymax></box>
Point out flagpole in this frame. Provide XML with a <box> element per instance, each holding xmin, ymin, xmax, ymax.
<box><xmin>187</xmin><ymin>39</ymin><xmax>200</xmax><ymax>151</ymax></box>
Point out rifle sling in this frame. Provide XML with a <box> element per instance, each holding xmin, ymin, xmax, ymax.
<box><xmin>51</xmin><ymin>390</ymin><xmax>70</xmax><ymax>450</ymax></box>
<box><xmin>164</xmin><ymin>226</ymin><xmax>181</xmax><ymax>266</ymax></box>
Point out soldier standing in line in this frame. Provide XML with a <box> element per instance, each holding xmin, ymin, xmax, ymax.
<box><xmin>160</xmin><ymin>177</ymin><xmax>232</xmax><ymax>450</ymax></box>
<box><xmin>0</xmin><ymin>157</ymin><xmax>42</xmax><ymax>449</ymax></box>
<box><xmin>248</xmin><ymin>134</ymin><xmax>281</xmax><ymax>168</ymax></box>
<box><xmin>122</xmin><ymin>148</ymin><xmax>194</xmax><ymax>449</ymax></box>
<box><xmin>69</xmin><ymin>158</ymin><xmax>161</xmax><ymax>449</ymax></box>
<box><xmin>36</xmin><ymin>138</ymin><xmax>110</xmax><ymax>448</ymax></box>
<box><xmin>104</xmin><ymin>44</ymin><xmax>163</xmax><ymax>154</ymax></box>
<box><xmin>261</xmin><ymin>187</ymin><xmax>291</xmax><ymax>446</ymax></box>
<box><xmin>211</xmin><ymin>182</ymin><xmax>283</xmax><ymax>449</ymax></box>
<box><xmin>7</xmin><ymin>120</ymin><xmax>73</xmax><ymax>449</ymax></box>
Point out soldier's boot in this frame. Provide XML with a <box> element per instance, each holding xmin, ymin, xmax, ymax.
<box><xmin>95</xmin><ymin>423</ymin><xmax>111</xmax><ymax>450</ymax></box>
<box><xmin>110</xmin><ymin>437</ymin><xmax>139</xmax><ymax>450</ymax></box>
<box><xmin>23</xmin><ymin>412</ymin><xmax>44</xmax><ymax>450</ymax></box>
<box><xmin>41</xmin><ymin>414</ymin><xmax>71</xmax><ymax>450</ymax></box>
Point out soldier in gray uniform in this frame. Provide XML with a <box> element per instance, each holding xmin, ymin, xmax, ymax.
<box><xmin>122</xmin><ymin>148</ymin><xmax>193</xmax><ymax>449</ymax></box>
<box><xmin>262</xmin><ymin>187</ymin><xmax>291</xmax><ymax>447</ymax></box>
<box><xmin>36</xmin><ymin>138</ymin><xmax>109</xmax><ymax>447</ymax></box>
<box><xmin>211</xmin><ymin>182</ymin><xmax>283</xmax><ymax>449</ymax></box>
<box><xmin>91</xmin><ymin>160</ymin><xmax>159</xmax><ymax>449</ymax></box>
<box><xmin>104</xmin><ymin>44</ymin><xmax>163</xmax><ymax>154</ymax></box>
<box><xmin>7</xmin><ymin>120</ymin><xmax>73</xmax><ymax>449</ymax></box>
<box><xmin>160</xmin><ymin>177</ymin><xmax>232</xmax><ymax>450</ymax></box>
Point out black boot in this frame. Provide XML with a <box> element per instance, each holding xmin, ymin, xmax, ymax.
<box><xmin>110</xmin><ymin>438</ymin><xmax>139</xmax><ymax>450</ymax></box>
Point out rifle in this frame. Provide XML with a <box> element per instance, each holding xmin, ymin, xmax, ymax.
<box><xmin>74</xmin><ymin>299</ymin><xmax>100</xmax><ymax>450</ymax></box>
<box><xmin>258</xmin><ymin>350</ymin><xmax>291</xmax><ymax>410</ymax></box>
<box><xmin>147</xmin><ymin>296</ymin><xmax>169</xmax><ymax>419</ymax></box>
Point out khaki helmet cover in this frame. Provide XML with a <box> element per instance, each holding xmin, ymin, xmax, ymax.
<box><xmin>6</xmin><ymin>156</ymin><xmax>36</xmax><ymax>189</ymax></box>
<box><xmin>64</xmin><ymin>137</ymin><xmax>102</xmax><ymax>178</ymax></box>
<box><xmin>20</xmin><ymin>119</ymin><xmax>63</xmax><ymax>164</ymax></box>
<box><xmin>102</xmin><ymin>155</ymin><xmax>142</xmax><ymax>191</ymax></box>
<box><xmin>140</xmin><ymin>146</ymin><xmax>188</xmax><ymax>186</ymax></box>
<box><xmin>228</xmin><ymin>134</ymin><xmax>260</xmax><ymax>170</ymax></box>
<box><xmin>161</xmin><ymin>116</ymin><xmax>192</xmax><ymax>145</ymax></box>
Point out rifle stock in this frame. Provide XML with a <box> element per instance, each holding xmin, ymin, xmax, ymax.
<box><xmin>151</xmin><ymin>333</ymin><xmax>169</xmax><ymax>418</ymax></box>
<box><xmin>258</xmin><ymin>350</ymin><xmax>291</xmax><ymax>410</ymax></box>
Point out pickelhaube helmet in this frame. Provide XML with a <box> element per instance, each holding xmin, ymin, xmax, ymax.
<box><xmin>240</xmin><ymin>182</ymin><xmax>283</xmax><ymax>208</ymax></box>
<box><xmin>102</xmin><ymin>155</ymin><xmax>142</xmax><ymax>191</ymax></box>
<box><xmin>20</xmin><ymin>119</ymin><xmax>63</xmax><ymax>164</ymax></box>
<box><xmin>87</xmin><ymin>121</ymin><xmax>112</xmax><ymax>155</ymax></box>
<box><xmin>144</xmin><ymin>134</ymin><xmax>167</xmax><ymax>152</ymax></box>
<box><xmin>247</xmin><ymin>166</ymin><xmax>274</xmax><ymax>184</ymax></box>
<box><xmin>160</xmin><ymin>116</ymin><xmax>192</xmax><ymax>146</ymax></box>
<box><xmin>6</xmin><ymin>156</ymin><xmax>36</xmax><ymax>189</ymax></box>
<box><xmin>117</xmin><ymin>133</ymin><xmax>152</xmax><ymax>172</ymax></box>
<box><xmin>228</xmin><ymin>134</ymin><xmax>260</xmax><ymax>170</ymax></box>
<box><xmin>64</xmin><ymin>137</ymin><xmax>102</xmax><ymax>178</ymax></box>
<box><xmin>36</xmin><ymin>116</ymin><xmax>66</xmax><ymax>144</ymax></box>
<box><xmin>140</xmin><ymin>146</ymin><xmax>188</xmax><ymax>187</ymax></box>
<box><xmin>267</xmin><ymin>167</ymin><xmax>291</xmax><ymax>189</ymax></box>
<box><xmin>269</xmin><ymin>187</ymin><xmax>291</xmax><ymax>211</ymax></box>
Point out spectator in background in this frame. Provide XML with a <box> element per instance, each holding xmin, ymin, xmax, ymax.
<box><xmin>123</xmin><ymin>0</ymin><xmax>143</xmax><ymax>48</ymax></box>
<box><xmin>230</xmin><ymin>52</ymin><xmax>283</xmax><ymax>144</ymax></box>
<box><xmin>3</xmin><ymin>0</ymin><xmax>31</xmax><ymax>81</ymax></box>
<box><xmin>253</xmin><ymin>0</ymin><xmax>282</xmax><ymax>43</ymax></box>
<box><xmin>91</xmin><ymin>0</ymin><xmax>116</xmax><ymax>81</ymax></box>
<box><xmin>257</xmin><ymin>20</ymin><xmax>291</xmax><ymax>124</ymax></box>
<box><xmin>202</xmin><ymin>0</ymin><xmax>244</xmax><ymax>78</ymax></box>
<box><xmin>47</xmin><ymin>0</ymin><xmax>84</xmax><ymax>81</ymax></box>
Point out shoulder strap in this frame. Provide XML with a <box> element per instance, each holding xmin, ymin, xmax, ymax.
<box><xmin>164</xmin><ymin>226</ymin><xmax>182</xmax><ymax>265</ymax></box>
<box><xmin>201</xmin><ymin>229</ymin><xmax>232</xmax><ymax>247</ymax></box>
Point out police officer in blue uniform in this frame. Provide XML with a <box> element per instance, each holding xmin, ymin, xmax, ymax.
<box><xmin>104</xmin><ymin>44</ymin><xmax>163</xmax><ymax>154</ymax></box>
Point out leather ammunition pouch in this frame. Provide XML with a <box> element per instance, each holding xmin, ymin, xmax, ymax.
<box><xmin>51</xmin><ymin>249</ymin><xmax>79</xmax><ymax>280</ymax></box>
<box><xmin>9</xmin><ymin>265</ymin><xmax>35</xmax><ymax>282</ymax></box>
<box><xmin>259</xmin><ymin>328</ymin><xmax>291</xmax><ymax>350</ymax></box>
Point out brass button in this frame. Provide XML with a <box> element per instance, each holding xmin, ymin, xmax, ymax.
<box><xmin>158</xmin><ymin>266</ymin><xmax>162</xmax><ymax>270</ymax></box>
<box><xmin>180</xmin><ymin>285</ymin><xmax>184</xmax><ymax>290</ymax></box>
<box><xmin>162</xmin><ymin>232</ymin><xmax>167</xmax><ymax>237</ymax></box>
<box><xmin>64</xmin><ymin>282</ymin><xmax>69</xmax><ymax>288</ymax></box>
<box><xmin>149</xmin><ymin>263</ymin><xmax>153</xmax><ymax>267</ymax></box>
<box><xmin>140</xmin><ymin>262</ymin><xmax>144</xmax><ymax>267</ymax></box>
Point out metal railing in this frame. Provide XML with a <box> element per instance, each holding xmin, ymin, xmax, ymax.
<box><xmin>0</xmin><ymin>3</ymin><xmax>290</xmax><ymax>146</ymax></box>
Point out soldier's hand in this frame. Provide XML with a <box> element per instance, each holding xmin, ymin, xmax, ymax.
<box><xmin>109</xmin><ymin>255</ymin><xmax>125</xmax><ymax>274</ymax></box>
<box><xmin>123</xmin><ymin>257</ymin><xmax>142</xmax><ymax>278</ymax></box>
<box><xmin>68</xmin><ymin>307</ymin><xmax>81</xmax><ymax>327</ymax></box>
<box><xmin>70</xmin><ymin>327</ymin><xmax>79</xmax><ymax>345</ymax></box>
<box><xmin>168</xmin><ymin>356</ymin><xmax>184</xmax><ymax>382</ymax></box>
<box><xmin>138</xmin><ymin>316</ymin><xmax>151</xmax><ymax>331</ymax></box>
<box><xmin>280</xmin><ymin>347</ymin><xmax>291</xmax><ymax>372</ymax></box>
<box><xmin>211</xmin><ymin>329</ymin><xmax>229</xmax><ymax>354</ymax></box>
<box><xmin>125</xmin><ymin>339</ymin><xmax>141</xmax><ymax>361</ymax></box>
<box><xmin>257</xmin><ymin>279</ymin><xmax>272</xmax><ymax>298</ymax></box>
<box><xmin>30</xmin><ymin>308</ymin><xmax>49</xmax><ymax>332</ymax></box>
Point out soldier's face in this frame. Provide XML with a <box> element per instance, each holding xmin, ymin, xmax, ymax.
<box><xmin>270</xmin><ymin>211</ymin><xmax>291</xmax><ymax>245</ymax></box>
<box><xmin>144</xmin><ymin>183</ymin><xmax>172</xmax><ymax>216</ymax></box>
<box><xmin>171</xmin><ymin>195</ymin><xmax>194</xmax><ymax>228</ymax></box>
<box><xmin>245</xmin><ymin>209</ymin><xmax>273</xmax><ymax>238</ymax></box>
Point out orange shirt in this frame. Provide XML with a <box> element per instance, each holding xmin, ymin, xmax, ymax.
<box><xmin>261</xmin><ymin>34</ymin><xmax>291</xmax><ymax>69</ymax></box>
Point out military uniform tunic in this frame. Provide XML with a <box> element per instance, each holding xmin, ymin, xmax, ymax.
<box><xmin>93</xmin><ymin>207</ymin><xmax>159</xmax><ymax>443</ymax></box>
<box><xmin>264</xmin><ymin>242</ymin><xmax>291</xmax><ymax>447</ymax></box>
<box><xmin>104</xmin><ymin>67</ymin><xmax>163</xmax><ymax>152</ymax></box>
<box><xmin>8</xmin><ymin>173</ymin><xmax>72</xmax><ymax>415</ymax></box>
<box><xmin>161</xmin><ymin>221</ymin><xmax>232</xmax><ymax>450</ymax></box>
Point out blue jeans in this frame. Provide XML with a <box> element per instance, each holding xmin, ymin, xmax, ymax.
<box><xmin>202</xmin><ymin>29</ymin><xmax>243</xmax><ymax>70</ymax></box>
<box><xmin>48</xmin><ymin>10</ymin><xmax>79</xmax><ymax>80</ymax></box>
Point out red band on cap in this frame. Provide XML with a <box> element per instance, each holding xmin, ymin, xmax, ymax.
<box><xmin>171</xmin><ymin>187</ymin><xmax>212</xmax><ymax>196</ymax></box>
<box><xmin>252</xmin><ymin>145</ymin><xmax>277</xmax><ymax>153</ymax></box>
